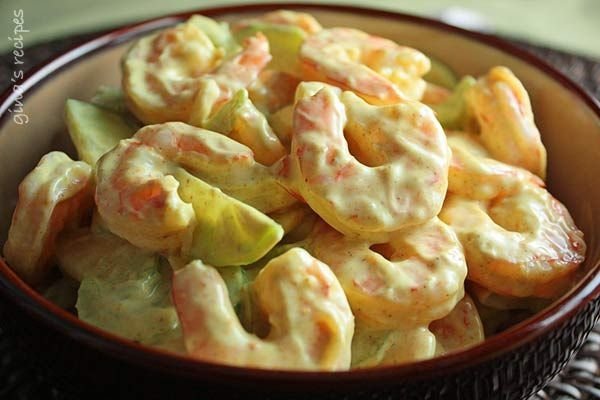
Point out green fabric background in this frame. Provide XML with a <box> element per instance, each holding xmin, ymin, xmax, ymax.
<box><xmin>2</xmin><ymin>0</ymin><xmax>599</xmax><ymax>59</ymax></box>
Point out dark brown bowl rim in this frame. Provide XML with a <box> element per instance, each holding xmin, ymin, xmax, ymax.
<box><xmin>1</xmin><ymin>2</ymin><xmax>599</xmax><ymax>386</ymax></box>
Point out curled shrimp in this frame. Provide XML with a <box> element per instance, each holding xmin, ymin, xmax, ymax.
<box><xmin>3</xmin><ymin>152</ymin><xmax>93</xmax><ymax>284</ymax></box>
<box><xmin>439</xmin><ymin>184</ymin><xmax>586</xmax><ymax>298</ymax></box>
<box><xmin>447</xmin><ymin>131</ymin><xmax>544</xmax><ymax>200</ymax></box>
<box><xmin>95</xmin><ymin>122</ymin><xmax>288</xmax><ymax>261</ymax></box>
<box><xmin>430</xmin><ymin>294</ymin><xmax>484</xmax><ymax>355</ymax></box>
<box><xmin>299</xmin><ymin>28</ymin><xmax>430</xmax><ymax>103</ymax></box>
<box><xmin>122</xmin><ymin>16</ymin><xmax>270</xmax><ymax>124</ymax></box>
<box><xmin>232</xmin><ymin>9</ymin><xmax>322</xmax><ymax>34</ymax></box>
<box><xmin>465</xmin><ymin>66</ymin><xmax>547</xmax><ymax>179</ymax></box>
<box><xmin>172</xmin><ymin>248</ymin><xmax>354</xmax><ymax>370</ymax></box>
<box><xmin>282</xmin><ymin>83</ymin><xmax>449</xmax><ymax>240</ymax></box>
<box><xmin>310</xmin><ymin>218</ymin><xmax>467</xmax><ymax>329</ymax></box>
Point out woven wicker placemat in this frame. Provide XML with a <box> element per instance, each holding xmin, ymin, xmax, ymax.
<box><xmin>0</xmin><ymin>31</ymin><xmax>599</xmax><ymax>400</ymax></box>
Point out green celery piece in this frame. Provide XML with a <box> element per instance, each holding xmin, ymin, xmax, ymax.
<box><xmin>42</xmin><ymin>275</ymin><xmax>79</xmax><ymax>310</ymax></box>
<box><xmin>234</xmin><ymin>23</ymin><xmax>306</xmax><ymax>75</ymax></box>
<box><xmin>90</xmin><ymin>85</ymin><xmax>129</xmax><ymax>114</ymax></box>
<box><xmin>76</xmin><ymin>246</ymin><xmax>182</xmax><ymax>350</ymax></box>
<box><xmin>57</xmin><ymin>230</ymin><xmax>156</xmax><ymax>282</ymax></box>
<box><xmin>475</xmin><ymin>302</ymin><xmax>535</xmax><ymax>337</ymax></box>
<box><xmin>203</xmin><ymin>89</ymin><xmax>285</xmax><ymax>165</ymax></box>
<box><xmin>476</xmin><ymin>290</ymin><xmax>551</xmax><ymax>313</ymax></box>
<box><xmin>175</xmin><ymin>168</ymin><xmax>283</xmax><ymax>266</ymax></box>
<box><xmin>424</xmin><ymin>57</ymin><xmax>459</xmax><ymax>89</ymax></box>
<box><xmin>350</xmin><ymin>327</ymin><xmax>394</xmax><ymax>367</ymax></box>
<box><xmin>217</xmin><ymin>266</ymin><xmax>248</xmax><ymax>313</ymax></box>
<box><xmin>188</xmin><ymin>14</ymin><xmax>240</xmax><ymax>55</ymax></box>
<box><xmin>90</xmin><ymin>86</ymin><xmax>142</xmax><ymax>131</ymax></box>
<box><xmin>244</xmin><ymin>243</ymin><xmax>306</xmax><ymax>280</ymax></box>
<box><xmin>64</xmin><ymin>99</ymin><xmax>135</xmax><ymax>166</ymax></box>
<box><xmin>431</xmin><ymin>76</ymin><xmax>477</xmax><ymax>130</ymax></box>
<box><xmin>204</xmin><ymin>89</ymin><xmax>247</xmax><ymax>133</ymax></box>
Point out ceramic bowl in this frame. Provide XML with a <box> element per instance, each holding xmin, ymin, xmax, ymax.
<box><xmin>1</xmin><ymin>4</ymin><xmax>599</xmax><ymax>399</ymax></box>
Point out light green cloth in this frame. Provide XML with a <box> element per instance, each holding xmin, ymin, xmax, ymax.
<box><xmin>2</xmin><ymin>0</ymin><xmax>599</xmax><ymax>59</ymax></box>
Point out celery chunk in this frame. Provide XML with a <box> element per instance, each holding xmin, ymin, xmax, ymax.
<box><xmin>424</xmin><ymin>57</ymin><xmax>458</xmax><ymax>89</ymax></box>
<box><xmin>176</xmin><ymin>169</ymin><xmax>283</xmax><ymax>266</ymax></box>
<box><xmin>431</xmin><ymin>76</ymin><xmax>477</xmax><ymax>129</ymax></box>
<box><xmin>64</xmin><ymin>99</ymin><xmax>134</xmax><ymax>165</ymax></box>
<box><xmin>234</xmin><ymin>23</ymin><xmax>306</xmax><ymax>75</ymax></box>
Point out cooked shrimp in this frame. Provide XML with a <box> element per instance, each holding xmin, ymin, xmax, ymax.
<box><xmin>430</xmin><ymin>294</ymin><xmax>484</xmax><ymax>355</ymax></box>
<box><xmin>3</xmin><ymin>152</ymin><xmax>93</xmax><ymax>284</ymax></box>
<box><xmin>447</xmin><ymin>131</ymin><xmax>544</xmax><ymax>200</ymax></box>
<box><xmin>172</xmin><ymin>248</ymin><xmax>354</xmax><ymax>370</ymax></box>
<box><xmin>299</xmin><ymin>28</ymin><xmax>430</xmax><ymax>103</ymax></box>
<box><xmin>282</xmin><ymin>83</ymin><xmax>449</xmax><ymax>239</ymax></box>
<box><xmin>465</xmin><ymin>66</ymin><xmax>547</xmax><ymax>179</ymax></box>
<box><xmin>310</xmin><ymin>218</ymin><xmax>467</xmax><ymax>329</ymax></box>
<box><xmin>351</xmin><ymin>323</ymin><xmax>435</xmax><ymax>368</ymax></box>
<box><xmin>439</xmin><ymin>185</ymin><xmax>586</xmax><ymax>298</ymax></box>
<box><xmin>122</xmin><ymin>16</ymin><xmax>270</xmax><ymax>124</ymax></box>
<box><xmin>95</xmin><ymin>122</ymin><xmax>288</xmax><ymax>261</ymax></box>
<box><xmin>232</xmin><ymin>10</ymin><xmax>322</xmax><ymax>34</ymax></box>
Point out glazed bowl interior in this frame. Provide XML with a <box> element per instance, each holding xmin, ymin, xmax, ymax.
<box><xmin>0</xmin><ymin>4</ymin><xmax>599</xmax><ymax>381</ymax></box>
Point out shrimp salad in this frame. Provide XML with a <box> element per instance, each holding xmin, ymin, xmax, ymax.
<box><xmin>2</xmin><ymin>11</ymin><xmax>586</xmax><ymax>371</ymax></box>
